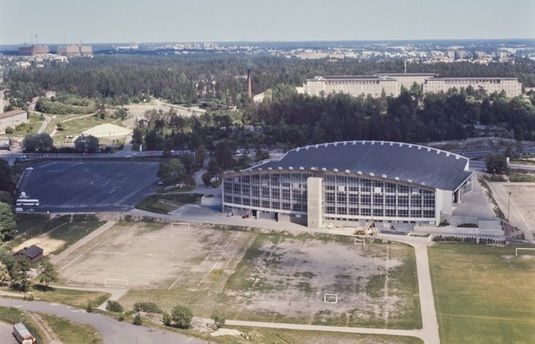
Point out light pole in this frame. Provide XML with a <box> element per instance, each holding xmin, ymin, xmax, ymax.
<box><xmin>507</xmin><ymin>191</ymin><xmax>512</xmax><ymax>222</ymax></box>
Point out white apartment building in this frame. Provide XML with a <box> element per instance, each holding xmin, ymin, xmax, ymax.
<box><xmin>422</xmin><ymin>77</ymin><xmax>522</xmax><ymax>97</ymax></box>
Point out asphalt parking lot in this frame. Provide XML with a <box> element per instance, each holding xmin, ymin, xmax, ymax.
<box><xmin>17</xmin><ymin>160</ymin><xmax>159</xmax><ymax>212</ymax></box>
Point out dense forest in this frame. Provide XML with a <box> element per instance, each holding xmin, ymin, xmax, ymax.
<box><xmin>3</xmin><ymin>54</ymin><xmax>535</xmax><ymax>154</ymax></box>
<box><xmin>131</xmin><ymin>87</ymin><xmax>535</xmax><ymax>154</ymax></box>
<box><xmin>4</xmin><ymin>54</ymin><xmax>535</xmax><ymax>107</ymax></box>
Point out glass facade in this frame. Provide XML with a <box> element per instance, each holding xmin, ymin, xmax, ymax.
<box><xmin>323</xmin><ymin>174</ymin><xmax>435</xmax><ymax>221</ymax></box>
<box><xmin>223</xmin><ymin>172</ymin><xmax>311</xmax><ymax>214</ymax></box>
<box><xmin>223</xmin><ymin>171</ymin><xmax>437</xmax><ymax>223</ymax></box>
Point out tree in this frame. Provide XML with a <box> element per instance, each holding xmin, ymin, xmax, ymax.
<box><xmin>22</xmin><ymin>133</ymin><xmax>54</xmax><ymax>153</ymax></box>
<box><xmin>0</xmin><ymin>247</ymin><xmax>15</xmax><ymax>273</ymax></box>
<box><xmin>212</xmin><ymin>314</ymin><xmax>225</xmax><ymax>329</ymax></box>
<box><xmin>11</xmin><ymin>256</ymin><xmax>31</xmax><ymax>292</ymax></box>
<box><xmin>162</xmin><ymin>311</ymin><xmax>172</xmax><ymax>326</ymax></box>
<box><xmin>0</xmin><ymin>191</ymin><xmax>13</xmax><ymax>205</ymax></box>
<box><xmin>0</xmin><ymin>159</ymin><xmax>16</xmax><ymax>195</ymax></box>
<box><xmin>38</xmin><ymin>258</ymin><xmax>58</xmax><ymax>289</ymax></box>
<box><xmin>0</xmin><ymin>261</ymin><xmax>11</xmax><ymax>285</ymax></box>
<box><xmin>157</xmin><ymin>159</ymin><xmax>185</xmax><ymax>185</ymax></box>
<box><xmin>485</xmin><ymin>153</ymin><xmax>509</xmax><ymax>174</ymax></box>
<box><xmin>74</xmin><ymin>134</ymin><xmax>99</xmax><ymax>153</ymax></box>
<box><xmin>0</xmin><ymin>202</ymin><xmax>16</xmax><ymax>240</ymax></box>
<box><xmin>214</xmin><ymin>141</ymin><xmax>235</xmax><ymax>169</ymax></box>
<box><xmin>133</xmin><ymin>313</ymin><xmax>142</xmax><ymax>325</ymax></box>
<box><xmin>171</xmin><ymin>305</ymin><xmax>193</xmax><ymax>329</ymax></box>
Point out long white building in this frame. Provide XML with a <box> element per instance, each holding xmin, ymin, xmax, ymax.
<box><xmin>303</xmin><ymin>73</ymin><xmax>522</xmax><ymax>98</ymax></box>
<box><xmin>422</xmin><ymin>77</ymin><xmax>522</xmax><ymax>97</ymax></box>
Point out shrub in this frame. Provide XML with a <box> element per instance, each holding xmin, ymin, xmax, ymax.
<box><xmin>171</xmin><ymin>305</ymin><xmax>193</xmax><ymax>329</ymax></box>
<box><xmin>4</xmin><ymin>127</ymin><xmax>14</xmax><ymax>134</ymax></box>
<box><xmin>133</xmin><ymin>301</ymin><xmax>161</xmax><ymax>314</ymax></box>
<box><xmin>212</xmin><ymin>315</ymin><xmax>225</xmax><ymax>329</ymax></box>
<box><xmin>106</xmin><ymin>300</ymin><xmax>124</xmax><ymax>313</ymax></box>
<box><xmin>162</xmin><ymin>311</ymin><xmax>172</xmax><ymax>326</ymax></box>
<box><xmin>86</xmin><ymin>302</ymin><xmax>94</xmax><ymax>313</ymax></box>
<box><xmin>133</xmin><ymin>313</ymin><xmax>142</xmax><ymax>326</ymax></box>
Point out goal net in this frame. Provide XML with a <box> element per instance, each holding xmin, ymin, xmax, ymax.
<box><xmin>324</xmin><ymin>293</ymin><xmax>338</xmax><ymax>304</ymax></box>
<box><xmin>171</xmin><ymin>222</ymin><xmax>190</xmax><ymax>230</ymax></box>
<box><xmin>104</xmin><ymin>278</ymin><xmax>129</xmax><ymax>288</ymax></box>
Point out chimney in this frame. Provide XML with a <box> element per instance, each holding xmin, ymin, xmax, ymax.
<box><xmin>247</xmin><ymin>68</ymin><xmax>252</xmax><ymax>98</ymax></box>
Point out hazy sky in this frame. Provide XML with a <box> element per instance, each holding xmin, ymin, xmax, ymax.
<box><xmin>1</xmin><ymin>0</ymin><xmax>534</xmax><ymax>44</ymax></box>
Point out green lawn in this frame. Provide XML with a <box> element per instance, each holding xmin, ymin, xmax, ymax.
<box><xmin>47</xmin><ymin>214</ymin><xmax>104</xmax><ymax>254</ymax></box>
<box><xmin>136</xmin><ymin>193</ymin><xmax>203</xmax><ymax>214</ymax></box>
<box><xmin>40</xmin><ymin>313</ymin><xmax>102</xmax><ymax>344</ymax></box>
<box><xmin>429</xmin><ymin>244</ymin><xmax>535</xmax><ymax>344</ymax></box>
<box><xmin>31</xmin><ymin>287</ymin><xmax>111</xmax><ymax>309</ymax></box>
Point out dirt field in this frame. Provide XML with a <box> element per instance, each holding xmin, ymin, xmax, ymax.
<box><xmin>55</xmin><ymin>222</ymin><xmax>419</xmax><ymax>328</ymax></box>
<box><xmin>55</xmin><ymin>222</ymin><xmax>252</xmax><ymax>289</ymax></box>
<box><xmin>221</xmin><ymin>235</ymin><xmax>419</xmax><ymax>328</ymax></box>
<box><xmin>488</xmin><ymin>182</ymin><xmax>535</xmax><ymax>239</ymax></box>
<box><xmin>13</xmin><ymin>235</ymin><xmax>65</xmax><ymax>255</ymax></box>
<box><xmin>124</xmin><ymin>99</ymin><xmax>205</xmax><ymax>125</ymax></box>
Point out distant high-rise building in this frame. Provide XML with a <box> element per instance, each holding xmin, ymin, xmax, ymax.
<box><xmin>18</xmin><ymin>45</ymin><xmax>49</xmax><ymax>56</ymax></box>
<box><xmin>56</xmin><ymin>45</ymin><xmax>93</xmax><ymax>57</ymax></box>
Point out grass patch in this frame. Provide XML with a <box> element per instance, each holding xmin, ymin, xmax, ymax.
<box><xmin>136</xmin><ymin>193</ymin><xmax>203</xmax><ymax>214</ymax></box>
<box><xmin>31</xmin><ymin>287</ymin><xmax>111</xmax><ymax>309</ymax></box>
<box><xmin>429</xmin><ymin>243</ymin><xmax>535</xmax><ymax>344</ymax></box>
<box><xmin>0</xmin><ymin>306</ymin><xmax>44</xmax><ymax>343</ymax></box>
<box><xmin>39</xmin><ymin>313</ymin><xmax>102</xmax><ymax>344</ymax></box>
<box><xmin>48</xmin><ymin>214</ymin><xmax>105</xmax><ymax>254</ymax></box>
<box><xmin>508</xmin><ymin>173</ymin><xmax>535</xmax><ymax>182</ymax></box>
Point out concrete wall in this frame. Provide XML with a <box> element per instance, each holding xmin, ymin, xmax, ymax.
<box><xmin>307</xmin><ymin>177</ymin><xmax>323</xmax><ymax>228</ymax></box>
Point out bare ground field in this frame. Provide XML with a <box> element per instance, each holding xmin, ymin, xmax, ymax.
<box><xmin>487</xmin><ymin>182</ymin><xmax>535</xmax><ymax>239</ymax></box>
<box><xmin>124</xmin><ymin>99</ymin><xmax>205</xmax><ymax>125</ymax></box>
<box><xmin>13</xmin><ymin>235</ymin><xmax>65</xmax><ymax>256</ymax></box>
<box><xmin>220</xmin><ymin>235</ymin><xmax>420</xmax><ymax>329</ymax></box>
<box><xmin>54</xmin><ymin>222</ymin><xmax>419</xmax><ymax>329</ymax></box>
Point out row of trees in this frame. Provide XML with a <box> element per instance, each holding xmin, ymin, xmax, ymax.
<box><xmin>22</xmin><ymin>133</ymin><xmax>100</xmax><ymax>153</ymax></box>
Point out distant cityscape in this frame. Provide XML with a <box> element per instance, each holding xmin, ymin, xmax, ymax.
<box><xmin>1</xmin><ymin>39</ymin><xmax>534</xmax><ymax>64</ymax></box>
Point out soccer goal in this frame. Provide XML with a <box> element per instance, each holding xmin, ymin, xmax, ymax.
<box><xmin>104</xmin><ymin>278</ymin><xmax>129</xmax><ymax>288</ymax></box>
<box><xmin>324</xmin><ymin>293</ymin><xmax>338</xmax><ymax>304</ymax></box>
<box><xmin>171</xmin><ymin>222</ymin><xmax>190</xmax><ymax>230</ymax></box>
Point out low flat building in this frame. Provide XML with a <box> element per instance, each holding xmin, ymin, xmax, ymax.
<box><xmin>304</xmin><ymin>75</ymin><xmax>399</xmax><ymax>98</ymax></box>
<box><xmin>303</xmin><ymin>73</ymin><xmax>523</xmax><ymax>98</ymax></box>
<box><xmin>423</xmin><ymin>77</ymin><xmax>522</xmax><ymax>97</ymax></box>
<box><xmin>13</xmin><ymin>244</ymin><xmax>44</xmax><ymax>263</ymax></box>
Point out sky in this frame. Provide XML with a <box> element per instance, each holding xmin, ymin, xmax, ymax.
<box><xmin>1</xmin><ymin>0</ymin><xmax>534</xmax><ymax>44</ymax></box>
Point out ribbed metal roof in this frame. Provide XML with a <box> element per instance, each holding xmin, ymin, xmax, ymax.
<box><xmin>249</xmin><ymin>141</ymin><xmax>472</xmax><ymax>191</ymax></box>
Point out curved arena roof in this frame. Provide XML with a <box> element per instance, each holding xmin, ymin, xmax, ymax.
<box><xmin>249</xmin><ymin>141</ymin><xmax>472</xmax><ymax>191</ymax></box>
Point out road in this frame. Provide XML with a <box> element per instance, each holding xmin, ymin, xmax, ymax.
<box><xmin>0</xmin><ymin>299</ymin><xmax>209</xmax><ymax>344</ymax></box>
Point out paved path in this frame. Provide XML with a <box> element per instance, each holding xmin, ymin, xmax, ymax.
<box><xmin>0</xmin><ymin>299</ymin><xmax>209</xmax><ymax>344</ymax></box>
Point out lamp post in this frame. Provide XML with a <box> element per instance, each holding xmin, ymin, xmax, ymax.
<box><xmin>507</xmin><ymin>192</ymin><xmax>512</xmax><ymax>222</ymax></box>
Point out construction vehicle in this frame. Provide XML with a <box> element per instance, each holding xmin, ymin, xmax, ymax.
<box><xmin>354</xmin><ymin>221</ymin><xmax>377</xmax><ymax>236</ymax></box>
